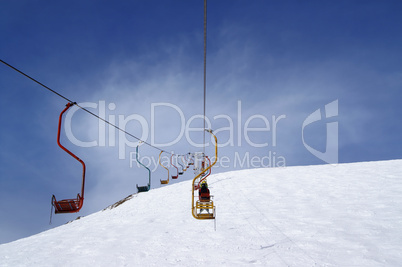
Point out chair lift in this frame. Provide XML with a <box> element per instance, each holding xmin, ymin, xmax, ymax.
<box><xmin>191</xmin><ymin>129</ymin><xmax>218</xmax><ymax>220</ymax></box>
<box><xmin>51</xmin><ymin>102</ymin><xmax>85</xmax><ymax>214</ymax></box>
<box><xmin>171</xmin><ymin>154</ymin><xmax>179</xmax><ymax>179</ymax></box>
<box><xmin>135</xmin><ymin>143</ymin><xmax>151</xmax><ymax>193</ymax></box>
<box><xmin>177</xmin><ymin>155</ymin><xmax>185</xmax><ymax>175</ymax></box>
<box><xmin>159</xmin><ymin>151</ymin><xmax>170</xmax><ymax>184</ymax></box>
<box><xmin>182</xmin><ymin>154</ymin><xmax>189</xmax><ymax>171</ymax></box>
<box><xmin>188</xmin><ymin>153</ymin><xmax>195</xmax><ymax>166</ymax></box>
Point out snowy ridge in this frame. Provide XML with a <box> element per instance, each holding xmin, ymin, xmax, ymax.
<box><xmin>1</xmin><ymin>160</ymin><xmax>402</xmax><ymax>266</ymax></box>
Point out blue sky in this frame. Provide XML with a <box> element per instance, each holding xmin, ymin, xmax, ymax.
<box><xmin>1</xmin><ymin>0</ymin><xmax>402</xmax><ymax>244</ymax></box>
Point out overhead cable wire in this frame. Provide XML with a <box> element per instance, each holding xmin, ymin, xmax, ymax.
<box><xmin>0</xmin><ymin>59</ymin><xmax>168</xmax><ymax>154</ymax></box>
<box><xmin>203</xmin><ymin>0</ymin><xmax>207</xmax><ymax>156</ymax></box>
<box><xmin>0</xmin><ymin>59</ymin><xmax>73</xmax><ymax>103</ymax></box>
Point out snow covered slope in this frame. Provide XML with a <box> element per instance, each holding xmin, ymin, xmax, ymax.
<box><xmin>1</xmin><ymin>160</ymin><xmax>402</xmax><ymax>266</ymax></box>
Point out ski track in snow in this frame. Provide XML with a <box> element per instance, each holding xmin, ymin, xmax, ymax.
<box><xmin>1</xmin><ymin>160</ymin><xmax>402</xmax><ymax>266</ymax></box>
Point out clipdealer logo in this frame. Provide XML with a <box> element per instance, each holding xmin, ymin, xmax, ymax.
<box><xmin>302</xmin><ymin>100</ymin><xmax>338</xmax><ymax>164</ymax></box>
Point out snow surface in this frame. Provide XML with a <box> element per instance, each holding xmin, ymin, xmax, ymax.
<box><xmin>1</xmin><ymin>160</ymin><xmax>402</xmax><ymax>266</ymax></box>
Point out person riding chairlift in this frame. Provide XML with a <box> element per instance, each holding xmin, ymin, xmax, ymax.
<box><xmin>199</xmin><ymin>181</ymin><xmax>210</xmax><ymax>202</ymax></box>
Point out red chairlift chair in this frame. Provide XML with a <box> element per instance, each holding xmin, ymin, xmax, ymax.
<box><xmin>51</xmin><ymin>102</ymin><xmax>85</xmax><ymax>214</ymax></box>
